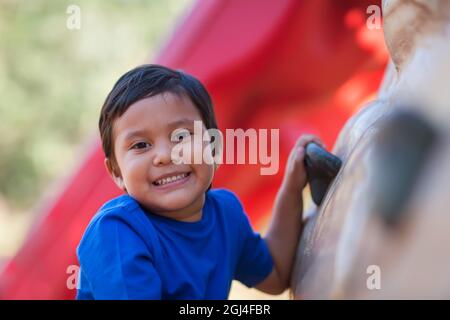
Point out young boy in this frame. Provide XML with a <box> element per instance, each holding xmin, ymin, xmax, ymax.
<box><xmin>76</xmin><ymin>64</ymin><xmax>323</xmax><ymax>299</ymax></box>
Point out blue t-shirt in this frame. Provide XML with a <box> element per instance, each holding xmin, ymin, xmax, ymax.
<box><xmin>76</xmin><ymin>188</ymin><xmax>273</xmax><ymax>299</ymax></box>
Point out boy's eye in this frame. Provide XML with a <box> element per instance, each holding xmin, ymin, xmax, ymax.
<box><xmin>171</xmin><ymin>129</ymin><xmax>192</xmax><ymax>142</ymax></box>
<box><xmin>131</xmin><ymin>142</ymin><xmax>150</xmax><ymax>150</ymax></box>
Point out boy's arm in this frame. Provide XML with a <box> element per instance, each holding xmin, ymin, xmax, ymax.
<box><xmin>256</xmin><ymin>135</ymin><xmax>323</xmax><ymax>295</ymax></box>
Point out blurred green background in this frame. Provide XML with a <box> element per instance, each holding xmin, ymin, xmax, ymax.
<box><xmin>0</xmin><ymin>0</ymin><xmax>192</xmax><ymax>256</ymax></box>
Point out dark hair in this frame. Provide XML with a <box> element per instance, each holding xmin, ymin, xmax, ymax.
<box><xmin>99</xmin><ymin>64</ymin><xmax>218</xmax><ymax>168</ymax></box>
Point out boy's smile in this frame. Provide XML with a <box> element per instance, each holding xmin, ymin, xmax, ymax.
<box><xmin>106</xmin><ymin>92</ymin><xmax>215</xmax><ymax>222</ymax></box>
<box><xmin>152</xmin><ymin>171</ymin><xmax>191</xmax><ymax>188</ymax></box>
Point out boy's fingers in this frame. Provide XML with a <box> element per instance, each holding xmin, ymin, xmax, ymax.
<box><xmin>296</xmin><ymin>135</ymin><xmax>314</xmax><ymax>146</ymax></box>
<box><xmin>312</xmin><ymin>137</ymin><xmax>326</xmax><ymax>149</ymax></box>
<box><xmin>296</xmin><ymin>135</ymin><xmax>325</xmax><ymax>149</ymax></box>
<box><xmin>297</xmin><ymin>146</ymin><xmax>305</xmax><ymax>160</ymax></box>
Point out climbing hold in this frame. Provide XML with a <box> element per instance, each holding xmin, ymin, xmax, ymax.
<box><xmin>305</xmin><ymin>142</ymin><xmax>342</xmax><ymax>206</ymax></box>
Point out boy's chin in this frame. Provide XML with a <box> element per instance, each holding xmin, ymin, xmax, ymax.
<box><xmin>147</xmin><ymin>192</ymin><xmax>200</xmax><ymax>211</ymax></box>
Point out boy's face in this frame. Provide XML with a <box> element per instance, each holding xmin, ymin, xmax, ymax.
<box><xmin>106</xmin><ymin>92</ymin><xmax>215</xmax><ymax>221</ymax></box>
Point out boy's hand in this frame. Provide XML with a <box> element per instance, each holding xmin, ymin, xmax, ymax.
<box><xmin>282</xmin><ymin>134</ymin><xmax>325</xmax><ymax>193</ymax></box>
<box><xmin>258</xmin><ymin>134</ymin><xmax>325</xmax><ymax>294</ymax></box>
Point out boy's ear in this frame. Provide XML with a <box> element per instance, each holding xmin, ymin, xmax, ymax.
<box><xmin>104</xmin><ymin>158</ymin><xmax>126</xmax><ymax>191</ymax></box>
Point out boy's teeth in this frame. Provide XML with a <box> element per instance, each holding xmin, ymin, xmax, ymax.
<box><xmin>155</xmin><ymin>173</ymin><xmax>188</xmax><ymax>186</ymax></box>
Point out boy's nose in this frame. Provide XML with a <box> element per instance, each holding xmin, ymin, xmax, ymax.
<box><xmin>152</xmin><ymin>142</ymin><xmax>173</xmax><ymax>166</ymax></box>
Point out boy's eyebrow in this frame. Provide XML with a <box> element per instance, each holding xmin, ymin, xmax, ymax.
<box><xmin>123</xmin><ymin>129</ymin><xmax>148</xmax><ymax>142</ymax></box>
<box><xmin>122</xmin><ymin>118</ymin><xmax>198</xmax><ymax>141</ymax></box>
<box><xmin>167</xmin><ymin>118</ymin><xmax>197</xmax><ymax>128</ymax></box>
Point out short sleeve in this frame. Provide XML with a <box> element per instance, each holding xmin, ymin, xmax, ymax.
<box><xmin>231</xmin><ymin>194</ymin><xmax>274</xmax><ymax>288</ymax></box>
<box><xmin>77</xmin><ymin>213</ymin><xmax>162</xmax><ymax>299</ymax></box>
